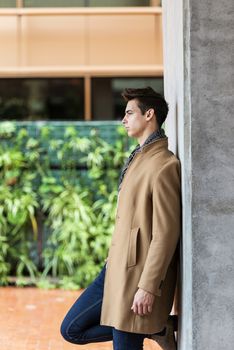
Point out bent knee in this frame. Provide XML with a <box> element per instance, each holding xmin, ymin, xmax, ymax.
<box><xmin>60</xmin><ymin>319</ymin><xmax>88</xmax><ymax>345</ymax></box>
<box><xmin>60</xmin><ymin>319</ymin><xmax>71</xmax><ymax>342</ymax></box>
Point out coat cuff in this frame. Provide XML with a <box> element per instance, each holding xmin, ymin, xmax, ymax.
<box><xmin>137</xmin><ymin>279</ymin><xmax>163</xmax><ymax>297</ymax></box>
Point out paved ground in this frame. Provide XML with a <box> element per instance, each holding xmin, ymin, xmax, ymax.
<box><xmin>0</xmin><ymin>287</ymin><xmax>161</xmax><ymax>350</ymax></box>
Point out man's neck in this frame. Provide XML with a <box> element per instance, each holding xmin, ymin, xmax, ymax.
<box><xmin>138</xmin><ymin>128</ymin><xmax>160</xmax><ymax>147</ymax></box>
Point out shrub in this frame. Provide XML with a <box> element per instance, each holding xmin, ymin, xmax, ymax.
<box><xmin>0</xmin><ymin>121</ymin><xmax>135</xmax><ymax>288</ymax></box>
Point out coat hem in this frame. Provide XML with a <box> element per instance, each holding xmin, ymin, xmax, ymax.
<box><xmin>100</xmin><ymin>319</ymin><xmax>165</xmax><ymax>335</ymax></box>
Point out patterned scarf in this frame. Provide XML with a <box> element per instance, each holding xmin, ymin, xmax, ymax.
<box><xmin>117</xmin><ymin>128</ymin><xmax>166</xmax><ymax>192</ymax></box>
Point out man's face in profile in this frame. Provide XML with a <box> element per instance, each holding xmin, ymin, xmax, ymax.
<box><xmin>122</xmin><ymin>99</ymin><xmax>148</xmax><ymax>139</ymax></box>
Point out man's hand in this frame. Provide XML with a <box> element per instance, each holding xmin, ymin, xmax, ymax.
<box><xmin>131</xmin><ymin>288</ymin><xmax>155</xmax><ymax>316</ymax></box>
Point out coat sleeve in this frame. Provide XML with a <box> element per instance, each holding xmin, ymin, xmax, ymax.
<box><xmin>137</xmin><ymin>158</ymin><xmax>181</xmax><ymax>296</ymax></box>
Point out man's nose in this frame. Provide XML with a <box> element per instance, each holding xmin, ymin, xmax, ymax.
<box><xmin>122</xmin><ymin>114</ymin><xmax>127</xmax><ymax>124</ymax></box>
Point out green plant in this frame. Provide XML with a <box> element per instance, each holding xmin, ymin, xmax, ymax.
<box><xmin>0</xmin><ymin>123</ymin><xmax>41</xmax><ymax>284</ymax></box>
<box><xmin>0</xmin><ymin>121</ymin><xmax>134</xmax><ymax>289</ymax></box>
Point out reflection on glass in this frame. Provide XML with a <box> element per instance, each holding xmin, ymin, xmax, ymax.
<box><xmin>0</xmin><ymin>78</ymin><xmax>84</xmax><ymax>121</ymax></box>
<box><xmin>23</xmin><ymin>1</ymin><xmax>150</xmax><ymax>7</ymax></box>
<box><xmin>0</xmin><ymin>77</ymin><xmax>163</xmax><ymax>121</ymax></box>
<box><xmin>0</xmin><ymin>0</ymin><xmax>16</xmax><ymax>7</ymax></box>
<box><xmin>92</xmin><ymin>77</ymin><xmax>164</xmax><ymax>121</ymax></box>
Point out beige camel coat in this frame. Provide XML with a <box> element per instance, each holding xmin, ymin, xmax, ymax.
<box><xmin>100</xmin><ymin>137</ymin><xmax>181</xmax><ymax>334</ymax></box>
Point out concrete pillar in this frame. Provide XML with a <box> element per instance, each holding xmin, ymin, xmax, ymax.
<box><xmin>162</xmin><ymin>1</ymin><xmax>234</xmax><ymax>349</ymax></box>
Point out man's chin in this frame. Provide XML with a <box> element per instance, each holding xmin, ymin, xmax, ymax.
<box><xmin>127</xmin><ymin>129</ymin><xmax>135</xmax><ymax>137</ymax></box>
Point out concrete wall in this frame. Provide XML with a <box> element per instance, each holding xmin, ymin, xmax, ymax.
<box><xmin>162</xmin><ymin>0</ymin><xmax>234</xmax><ymax>349</ymax></box>
<box><xmin>162</xmin><ymin>1</ymin><xmax>193</xmax><ymax>349</ymax></box>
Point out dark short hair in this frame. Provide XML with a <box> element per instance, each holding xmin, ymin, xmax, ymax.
<box><xmin>121</xmin><ymin>86</ymin><xmax>169</xmax><ymax>128</ymax></box>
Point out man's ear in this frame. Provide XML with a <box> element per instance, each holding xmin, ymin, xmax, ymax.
<box><xmin>146</xmin><ymin>108</ymin><xmax>155</xmax><ymax>121</ymax></box>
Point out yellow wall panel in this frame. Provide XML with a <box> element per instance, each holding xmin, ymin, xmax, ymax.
<box><xmin>0</xmin><ymin>9</ymin><xmax>163</xmax><ymax>75</ymax></box>
<box><xmin>88</xmin><ymin>15</ymin><xmax>162</xmax><ymax>65</ymax></box>
<box><xmin>0</xmin><ymin>17</ymin><xmax>18</xmax><ymax>66</ymax></box>
<box><xmin>21</xmin><ymin>16</ymin><xmax>86</xmax><ymax>66</ymax></box>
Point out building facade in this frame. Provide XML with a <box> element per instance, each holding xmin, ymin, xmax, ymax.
<box><xmin>0</xmin><ymin>0</ymin><xmax>163</xmax><ymax>121</ymax></box>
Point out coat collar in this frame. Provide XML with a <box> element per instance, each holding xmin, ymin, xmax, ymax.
<box><xmin>140</xmin><ymin>136</ymin><xmax>168</xmax><ymax>155</ymax></box>
<box><xmin>117</xmin><ymin>130</ymin><xmax>168</xmax><ymax>192</ymax></box>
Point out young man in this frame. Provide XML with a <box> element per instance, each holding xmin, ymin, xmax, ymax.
<box><xmin>60</xmin><ymin>87</ymin><xmax>181</xmax><ymax>350</ymax></box>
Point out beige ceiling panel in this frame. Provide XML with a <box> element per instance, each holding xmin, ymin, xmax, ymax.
<box><xmin>21</xmin><ymin>16</ymin><xmax>86</xmax><ymax>66</ymax></box>
<box><xmin>0</xmin><ymin>17</ymin><xmax>18</xmax><ymax>66</ymax></box>
<box><xmin>88</xmin><ymin>15</ymin><xmax>162</xmax><ymax>65</ymax></box>
<box><xmin>155</xmin><ymin>15</ymin><xmax>163</xmax><ymax>64</ymax></box>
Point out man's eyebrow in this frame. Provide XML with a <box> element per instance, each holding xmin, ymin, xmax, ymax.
<box><xmin>125</xmin><ymin>109</ymin><xmax>133</xmax><ymax>113</ymax></box>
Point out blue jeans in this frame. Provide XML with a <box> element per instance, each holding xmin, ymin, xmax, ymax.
<box><xmin>60</xmin><ymin>263</ymin><xmax>149</xmax><ymax>350</ymax></box>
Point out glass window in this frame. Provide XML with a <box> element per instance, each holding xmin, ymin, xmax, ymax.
<box><xmin>0</xmin><ymin>0</ymin><xmax>16</xmax><ymax>7</ymax></box>
<box><xmin>23</xmin><ymin>0</ymin><xmax>150</xmax><ymax>7</ymax></box>
<box><xmin>88</xmin><ymin>1</ymin><xmax>150</xmax><ymax>6</ymax></box>
<box><xmin>23</xmin><ymin>0</ymin><xmax>85</xmax><ymax>7</ymax></box>
<box><xmin>0</xmin><ymin>77</ymin><xmax>163</xmax><ymax>121</ymax></box>
<box><xmin>0</xmin><ymin>78</ymin><xmax>84</xmax><ymax>121</ymax></box>
<box><xmin>0</xmin><ymin>0</ymin><xmax>159</xmax><ymax>8</ymax></box>
<box><xmin>92</xmin><ymin>77</ymin><xmax>164</xmax><ymax>121</ymax></box>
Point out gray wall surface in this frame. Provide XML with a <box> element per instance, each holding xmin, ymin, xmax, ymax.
<box><xmin>162</xmin><ymin>0</ymin><xmax>234</xmax><ymax>349</ymax></box>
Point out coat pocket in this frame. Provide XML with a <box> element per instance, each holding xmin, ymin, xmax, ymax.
<box><xmin>127</xmin><ymin>227</ymin><xmax>140</xmax><ymax>267</ymax></box>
